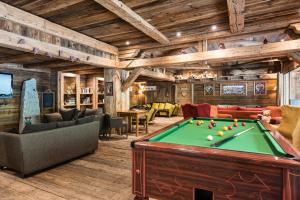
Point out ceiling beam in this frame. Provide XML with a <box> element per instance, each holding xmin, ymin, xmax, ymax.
<box><xmin>289</xmin><ymin>23</ymin><xmax>300</xmax><ymax>34</ymax></box>
<box><xmin>119</xmin><ymin>39</ymin><xmax>300</xmax><ymax>68</ymax></box>
<box><xmin>121</xmin><ymin>68</ymin><xmax>144</xmax><ymax>92</ymax></box>
<box><xmin>121</xmin><ymin>68</ymin><xmax>175</xmax><ymax>91</ymax></box>
<box><xmin>290</xmin><ymin>52</ymin><xmax>300</xmax><ymax>64</ymax></box>
<box><xmin>120</xmin><ymin>15</ymin><xmax>300</xmax><ymax>51</ymax></box>
<box><xmin>0</xmin><ymin>30</ymin><xmax>117</xmax><ymax>68</ymax></box>
<box><xmin>140</xmin><ymin>69</ymin><xmax>175</xmax><ymax>82</ymax></box>
<box><xmin>227</xmin><ymin>0</ymin><xmax>245</xmax><ymax>33</ymax></box>
<box><xmin>93</xmin><ymin>0</ymin><xmax>170</xmax><ymax>45</ymax></box>
<box><xmin>0</xmin><ymin>2</ymin><xmax>118</xmax><ymax>55</ymax></box>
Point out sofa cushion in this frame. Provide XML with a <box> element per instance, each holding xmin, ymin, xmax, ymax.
<box><xmin>57</xmin><ymin>120</ymin><xmax>76</xmax><ymax>128</ymax></box>
<box><xmin>164</xmin><ymin>103</ymin><xmax>175</xmax><ymax>114</ymax></box>
<box><xmin>59</xmin><ymin>108</ymin><xmax>76</xmax><ymax>121</ymax></box>
<box><xmin>152</xmin><ymin>103</ymin><xmax>159</xmax><ymax>109</ymax></box>
<box><xmin>44</xmin><ymin>113</ymin><xmax>63</xmax><ymax>123</ymax></box>
<box><xmin>218</xmin><ymin>106</ymin><xmax>239</xmax><ymax>111</ymax></box>
<box><xmin>239</xmin><ymin>107</ymin><xmax>264</xmax><ymax>111</ymax></box>
<box><xmin>77</xmin><ymin>115</ymin><xmax>95</xmax><ymax>125</ymax></box>
<box><xmin>158</xmin><ymin>103</ymin><xmax>165</xmax><ymax>110</ymax></box>
<box><xmin>266</xmin><ymin>106</ymin><xmax>282</xmax><ymax>117</ymax></box>
<box><xmin>85</xmin><ymin>108</ymin><xmax>98</xmax><ymax>116</ymax></box>
<box><xmin>277</xmin><ymin>105</ymin><xmax>300</xmax><ymax>141</ymax></box>
<box><xmin>292</xmin><ymin>118</ymin><xmax>300</xmax><ymax>151</ymax></box>
<box><xmin>22</xmin><ymin>122</ymin><xmax>57</xmax><ymax>134</ymax></box>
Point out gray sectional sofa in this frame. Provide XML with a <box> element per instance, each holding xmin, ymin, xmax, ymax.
<box><xmin>0</xmin><ymin>120</ymin><xmax>99</xmax><ymax>177</ymax></box>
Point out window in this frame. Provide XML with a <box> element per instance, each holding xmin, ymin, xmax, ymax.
<box><xmin>290</xmin><ymin>68</ymin><xmax>300</xmax><ymax>106</ymax></box>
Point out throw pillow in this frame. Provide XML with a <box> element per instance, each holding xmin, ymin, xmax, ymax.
<box><xmin>292</xmin><ymin>118</ymin><xmax>300</xmax><ymax>151</ymax></box>
<box><xmin>77</xmin><ymin>115</ymin><xmax>95</xmax><ymax>124</ymax></box>
<box><xmin>22</xmin><ymin>122</ymin><xmax>57</xmax><ymax>134</ymax></box>
<box><xmin>77</xmin><ymin>108</ymin><xmax>86</xmax><ymax>119</ymax></box>
<box><xmin>277</xmin><ymin>105</ymin><xmax>300</xmax><ymax>141</ymax></box>
<box><xmin>59</xmin><ymin>108</ymin><xmax>76</xmax><ymax>121</ymax></box>
<box><xmin>85</xmin><ymin>108</ymin><xmax>97</xmax><ymax>116</ymax></box>
<box><xmin>44</xmin><ymin>113</ymin><xmax>63</xmax><ymax>123</ymax></box>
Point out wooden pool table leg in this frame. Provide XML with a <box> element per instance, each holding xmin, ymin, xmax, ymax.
<box><xmin>134</xmin><ymin>195</ymin><xmax>149</xmax><ymax>200</ymax></box>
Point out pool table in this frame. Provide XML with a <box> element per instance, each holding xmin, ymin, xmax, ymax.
<box><xmin>131</xmin><ymin>118</ymin><xmax>300</xmax><ymax>200</ymax></box>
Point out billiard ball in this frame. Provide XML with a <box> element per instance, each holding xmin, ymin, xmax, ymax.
<box><xmin>223</xmin><ymin>126</ymin><xmax>228</xmax><ymax>131</ymax></box>
<box><xmin>212</xmin><ymin>123</ymin><xmax>217</xmax><ymax>127</ymax></box>
<box><xmin>207</xmin><ymin>135</ymin><xmax>213</xmax><ymax>141</ymax></box>
<box><xmin>200</xmin><ymin>120</ymin><xmax>204</xmax><ymax>124</ymax></box>
<box><xmin>210</xmin><ymin>120</ymin><xmax>214</xmax><ymax>123</ymax></box>
<box><xmin>217</xmin><ymin>131</ymin><xmax>224</xmax><ymax>137</ymax></box>
<box><xmin>234</xmin><ymin>119</ymin><xmax>238</xmax><ymax>123</ymax></box>
<box><xmin>197</xmin><ymin>121</ymin><xmax>202</xmax><ymax>126</ymax></box>
<box><xmin>233</xmin><ymin>123</ymin><xmax>238</xmax><ymax>127</ymax></box>
<box><xmin>242</xmin><ymin>122</ymin><xmax>246</xmax><ymax>126</ymax></box>
<box><xmin>228</xmin><ymin>126</ymin><xmax>233</xmax><ymax>130</ymax></box>
<box><xmin>189</xmin><ymin>120</ymin><xmax>193</xmax><ymax>124</ymax></box>
<box><xmin>208</xmin><ymin>124</ymin><xmax>213</xmax><ymax>129</ymax></box>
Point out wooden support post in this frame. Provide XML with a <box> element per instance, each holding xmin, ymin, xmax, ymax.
<box><xmin>227</xmin><ymin>0</ymin><xmax>245</xmax><ymax>33</ymax></box>
<box><xmin>104</xmin><ymin>69</ymin><xmax>130</xmax><ymax>115</ymax></box>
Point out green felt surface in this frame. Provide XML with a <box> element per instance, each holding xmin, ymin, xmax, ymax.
<box><xmin>149</xmin><ymin>118</ymin><xmax>287</xmax><ymax>157</ymax></box>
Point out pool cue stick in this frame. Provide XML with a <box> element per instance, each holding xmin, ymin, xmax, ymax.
<box><xmin>210</xmin><ymin>127</ymin><xmax>255</xmax><ymax>147</ymax></box>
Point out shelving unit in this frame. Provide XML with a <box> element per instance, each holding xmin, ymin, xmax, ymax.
<box><xmin>58</xmin><ymin>73</ymin><xmax>105</xmax><ymax>110</ymax></box>
<box><xmin>79</xmin><ymin>76</ymin><xmax>96</xmax><ymax>109</ymax></box>
<box><xmin>58</xmin><ymin>72</ymin><xmax>80</xmax><ymax>109</ymax></box>
<box><xmin>96</xmin><ymin>77</ymin><xmax>105</xmax><ymax>111</ymax></box>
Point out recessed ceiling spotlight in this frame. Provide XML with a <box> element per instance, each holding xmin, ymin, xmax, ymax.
<box><xmin>176</xmin><ymin>32</ymin><xmax>182</xmax><ymax>37</ymax></box>
<box><xmin>280</xmin><ymin>39</ymin><xmax>285</xmax><ymax>42</ymax></box>
<box><xmin>211</xmin><ymin>25</ymin><xmax>217</xmax><ymax>31</ymax></box>
<box><xmin>125</xmin><ymin>41</ymin><xmax>130</xmax><ymax>45</ymax></box>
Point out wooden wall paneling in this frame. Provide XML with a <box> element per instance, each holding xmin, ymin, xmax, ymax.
<box><xmin>0</xmin><ymin>66</ymin><xmax>55</xmax><ymax>131</ymax></box>
<box><xmin>193</xmin><ymin>79</ymin><xmax>277</xmax><ymax>107</ymax></box>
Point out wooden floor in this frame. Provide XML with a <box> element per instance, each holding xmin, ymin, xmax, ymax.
<box><xmin>0</xmin><ymin>117</ymin><xmax>183</xmax><ymax>200</ymax></box>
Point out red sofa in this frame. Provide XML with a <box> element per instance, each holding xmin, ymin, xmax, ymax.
<box><xmin>217</xmin><ymin>106</ymin><xmax>264</xmax><ymax>120</ymax></box>
<box><xmin>182</xmin><ymin>103</ymin><xmax>232</xmax><ymax>119</ymax></box>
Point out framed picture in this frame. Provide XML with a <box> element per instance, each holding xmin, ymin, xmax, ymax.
<box><xmin>105</xmin><ymin>82</ymin><xmax>113</xmax><ymax>96</ymax></box>
<box><xmin>204</xmin><ymin>84</ymin><xmax>215</xmax><ymax>96</ymax></box>
<box><xmin>254</xmin><ymin>81</ymin><xmax>267</xmax><ymax>95</ymax></box>
<box><xmin>220</xmin><ymin>83</ymin><xmax>247</xmax><ymax>96</ymax></box>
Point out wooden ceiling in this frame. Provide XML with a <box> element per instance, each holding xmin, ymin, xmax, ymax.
<box><xmin>2</xmin><ymin>0</ymin><xmax>299</xmax><ymax>48</ymax></box>
<box><xmin>0</xmin><ymin>0</ymin><xmax>300</xmax><ymax>75</ymax></box>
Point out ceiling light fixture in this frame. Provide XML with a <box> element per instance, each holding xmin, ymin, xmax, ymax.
<box><xmin>211</xmin><ymin>25</ymin><xmax>217</xmax><ymax>31</ymax></box>
<box><xmin>176</xmin><ymin>32</ymin><xmax>182</xmax><ymax>37</ymax></box>
<box><xmin>280</xmin><ymin>39</ymin><xmax>285</xmax><ymax>42</ymax></box>
<box><xmin>125</xmin><ymin>41</ymin><xmax>130</xmax><ymax>45</ymax></box>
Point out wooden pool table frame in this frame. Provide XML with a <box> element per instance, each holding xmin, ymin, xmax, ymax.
<box><xmin>131</xmin><ymin>119</ymin><xmax>300</xmax><ymax>200</ymax></box>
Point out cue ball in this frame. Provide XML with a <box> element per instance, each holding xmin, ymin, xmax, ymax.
<box><xmin>207</xmin><ymin>135</ymin><xmax>213</xmax><ymax>141</ymax></box>
<box><xmin>217</xmin><ymin>131</ymin><xmax>224</xmax><ymax>136</ymax></box>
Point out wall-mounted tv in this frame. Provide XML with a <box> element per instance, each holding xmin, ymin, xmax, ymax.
<box><xmin>0</xmin><ymin>73</ymin><xmax>13</xmax><ymax>98</ymax></box>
